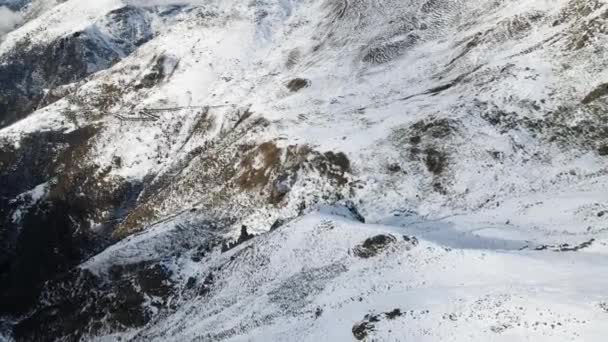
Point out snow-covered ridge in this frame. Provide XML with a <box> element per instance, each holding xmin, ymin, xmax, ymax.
<box><xmin>70</xmin><ymin>210</ymin><xmax>608</xmax><ymax>340</ymax></box>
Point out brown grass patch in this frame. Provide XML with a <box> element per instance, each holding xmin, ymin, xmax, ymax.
<box><xmin>237</xmin><ymin>142</ymin><xmax>282</xmax><ymax>189</ymax></box>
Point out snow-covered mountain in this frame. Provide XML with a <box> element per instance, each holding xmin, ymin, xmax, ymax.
<box><xmin>1</xmin><ymin>0</ymin><xmax>608</xmax><ymax>340</ymax></box>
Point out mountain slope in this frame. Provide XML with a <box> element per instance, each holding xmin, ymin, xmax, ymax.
<box><xmin>17</xmin><ymin>209</ymin><xmax>608</xmax><ymax>341</ymax></box>
<box><xmin>1</xmin><ymin>0</ymin><xmax>608</xmax><ymax>340</ymax></box>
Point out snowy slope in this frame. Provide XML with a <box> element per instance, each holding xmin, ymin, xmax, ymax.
<box><xmin>73</xmin><ymin>210</ymin><xmax>608</xmax><ymax>341</ymax></box>
<box><xmin>1</xmin><ymin>0</ymin><xmax>608</xmax><ymax>340</ymax></box>
<box><xmin>3</xmin><ymin>0</ymin><xmax>606</xmax><ymax>239</ymax></box>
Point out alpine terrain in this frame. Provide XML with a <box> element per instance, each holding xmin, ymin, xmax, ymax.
<box><xmin>1</xmin><ymin>0</ymin><xmax>608</xmax><ymax>341</ymax></box>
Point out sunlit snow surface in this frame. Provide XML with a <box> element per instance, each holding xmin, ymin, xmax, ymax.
<box><xmin>80</xmin><ymin>210</ymin><xmax>608</xmax><ymax>341</ymax></box>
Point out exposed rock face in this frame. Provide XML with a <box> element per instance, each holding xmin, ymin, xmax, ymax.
<box><xmin>13</xmin><ymin>262</ymin><xmax>175</xmax><ymax>341</ymax></box>
<box><xmin>0</xmin><ymin>126</ymin><xmax>143</xmax><ymax>316</ymax></box>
